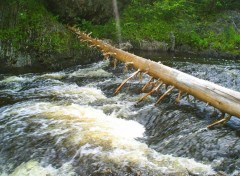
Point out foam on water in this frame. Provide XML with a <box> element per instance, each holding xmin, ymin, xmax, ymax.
<box><xmin>41</xmin><ymin>72</ymin><xmax>66</xmax><ymax>80</ymax></box>
<box><xmin>0</xmin><ymin>59</ymin><xmax>224</xmax><ymax>175</ymax></box>
<box><xmin>69</xmin><ymin>68</ymin><xmax>112</xmax><ymax>78</ymax></box>
<box><xmin>69</xmin><ymin>60</ymin><xmax>112</xmax><ymax>78</ymax></box>
<box><xmin>0</xmin><ymin>101</ymin><xmax>215</xmax><ymax>175</ymax></box>
<box><xmin>0</xmin><ymin>75</ymin><xmax>105</xmax><ymax>103</ymax></box>
<box><xmin>19</xmin><ymin>84</ymin><xmax>106</xmax><ymax>103</ymax></box>
<box><xmin>0</xmin><ymin>76</ymin><xmax>33</xmax><ymax>84</ymax></box>
<box><xmin>0</xmin><ymin>160</ymin><xmax>75</xmax><ymax>176</ymax></box>
<box><xmin>0</xmin><ymin>76</ymin><xmax>36</xmax><ymax>92</ymax></box>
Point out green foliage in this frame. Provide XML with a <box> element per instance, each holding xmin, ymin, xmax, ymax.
<box><xmin>4</xmin><ymin>0</ymin><xmax>237</xmax><ymax>55</ymax></box>
<box><xmin>0</xmin><ymin>0</ymin><xmax>83</xmax><ymax>54</ymax></box>
<box><xmin>212</xmin><ymin>27</ymin><xmax>240</xmax><ymax>52</ymax></box>
<box><xmin>81</xmin><ymin>0</ymin><xmax>240</xmax><ymax>55</ymax></box>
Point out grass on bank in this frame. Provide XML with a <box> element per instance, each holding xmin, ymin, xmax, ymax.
<box><xmin>79</xmin><ymin>0</ymin><xmax>240</xmax><ymax>55</ymax></box>
<box><xmin>0</xmin><ymin>0</ymin><xmax>84</xmax><ymax>54</ymax></box>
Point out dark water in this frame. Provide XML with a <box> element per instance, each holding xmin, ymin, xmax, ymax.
<box><xmin>0</xmin><ymin>52</ymin><xmax>239</xmax><ymax>176</ymax></box>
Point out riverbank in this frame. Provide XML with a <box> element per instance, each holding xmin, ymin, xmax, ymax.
<box><xmin>0</xmin><ymin>0</ymin><xmax>102</xmax><ymax>72</ymax></box>
<box><xmin>81</xmin><ymin>1</ymin><xmax>240</xmax><ymax>59</ymax></box>
<box><xmin>0</xmin><ymin>0</ymin><xmax>239</xmax><ymax>72</ymax></box>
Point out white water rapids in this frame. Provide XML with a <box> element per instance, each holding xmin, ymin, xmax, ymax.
<box><xmin>1</xmin><ymin>59</ymin><xmax>236</xmax><ymax>176</ymax></box>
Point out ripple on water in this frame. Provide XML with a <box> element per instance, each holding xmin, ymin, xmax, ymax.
<box><xmin>0</xmin><ymin>101</ymin><xmax>214</xmax><ymax>175</ymax></box>
<box><xmin>1</xmin><ymin>160</ymin><xmax>75</xmax><ymax>176</ymax></box>
<box><xmin>68</xmin><ymin>60</ymin><xmax>112</xmax><ymax>78</ymax></box>
<box><xmin>2</xmin><ymin>57</ymin><xmax>239</xmax><ymax>175</ymax></box>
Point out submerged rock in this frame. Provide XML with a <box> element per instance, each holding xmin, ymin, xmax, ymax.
<box><xmin>138</xmin><ymin>40</ymin><xmax>169</xmax><ymax>51</ymax></box>
<box><xmin>119</xmin><ymin>41</ymin><xmax>133</xmax><ymax>50</ymax></box>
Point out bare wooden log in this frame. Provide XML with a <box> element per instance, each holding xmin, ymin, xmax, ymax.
<box><xmin>68</xmin><ymin>26</ymin><xmax>240</xmax><ymax>121</ymax></box>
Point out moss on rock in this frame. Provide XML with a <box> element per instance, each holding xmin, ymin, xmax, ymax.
<box><xmin>0</xmin><ymin>0</ymin><xmax>100</xmax><ymax>72</ymax></box>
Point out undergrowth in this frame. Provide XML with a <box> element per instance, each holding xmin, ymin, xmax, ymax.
<box><xmin>79</xmin><ymin>0</ymin><xmax>240</xmax><ymax>55</ymax></box>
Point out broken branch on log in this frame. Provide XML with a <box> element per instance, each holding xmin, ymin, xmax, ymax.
<box><xmin>114</xmin><ymin>69</ymin><xmax>140</xmax><ymax>95</ymax></box>
<box><xmin>207</xmin><ymin>114</ymin><xmax>232</xmax><ymax>128</ymax></box>
<box><xmin>155</xmin><ymin>86</ymin><xmax>175</xmax><ymax>105</ymax></box>
<box><xmin>113</xmin><ymin>59</ymin><xmax>117</xmax><ymax>69</ymax></box>
<box><xmin>138</xmin><ymin>83</ymin><xmax>163</xmax><ymax>103</ymax></box>
<box><xmin>142</xmin><ymin>77</ymin><xmax>154</xmax><ymax>92</ymax></box>
<box><xmin>124</xmin><ymin>62</ymin><xmax>134</xmax><ymax>73</ymax></box>
<box><xmin>176</xmin><ymin>91</ymin><xmax>183</xmax><ymax>103</ymax></box>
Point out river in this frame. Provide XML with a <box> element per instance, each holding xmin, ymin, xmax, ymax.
<box><xmin>0</xmin><ymin>52</ymin><xmax>239</xmax><ymax>176</ymax></box>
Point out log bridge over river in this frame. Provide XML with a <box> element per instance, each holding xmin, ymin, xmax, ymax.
<box><xmin>68</xmin><ymin>26</ymin><xmax>240</xmax><ymax>128</ymax></box>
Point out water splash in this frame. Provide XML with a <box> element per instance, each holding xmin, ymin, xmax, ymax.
<box><xmin>1</xmin><ymin>58</ymin><xmax>239</xmax><ymax>175</ymax></box>
<box><xmin>2</xmin><ymin>160</ymin><xmax>75</xmax><ymax>176</ymax></box>
<box><xmin>112</xmin><ymin>0</ymin><xmax>122</xmax><ymax>44</ymax></box>
<box><xmin>0</xmin><ymin>101</ymin><xmax>215</xmax><ymax>175</ymax></box>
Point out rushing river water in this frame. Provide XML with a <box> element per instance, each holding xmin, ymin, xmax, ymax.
<box><xmin>0</xmin><ymin>52</ymin><xmax>239</xmax><ymax>176</ymax></box>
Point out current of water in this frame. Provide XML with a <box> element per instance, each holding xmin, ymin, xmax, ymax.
<box><xmin>0</xmin><ymin>52</ymin><xmax>239</xmax><ymax>175</ymax></box>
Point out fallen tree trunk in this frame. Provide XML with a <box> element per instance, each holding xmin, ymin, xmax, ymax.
<box><xmin>68</xmin><ymin>26</ymin><xmax>240</xmax><ymax>128</ymax></box>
